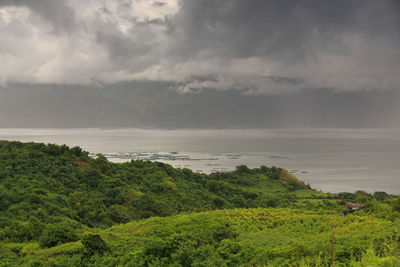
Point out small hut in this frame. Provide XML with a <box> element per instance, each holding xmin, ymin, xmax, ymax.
<box><xmin>346</xmin><ymin>203</ymin><xmax>365</xmax><ymax>213</ymax></box>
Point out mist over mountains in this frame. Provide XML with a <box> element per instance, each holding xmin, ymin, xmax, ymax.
<box><xmin>1</xmin><ymin>82</ymin><xmax>398</xmax><ymax>128</ymax></box>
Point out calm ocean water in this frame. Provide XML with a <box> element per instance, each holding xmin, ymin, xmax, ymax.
<box><xmin>1</xmin><ymin>128</ymin><xmax>399</xmax><ymax>194</ymax></box>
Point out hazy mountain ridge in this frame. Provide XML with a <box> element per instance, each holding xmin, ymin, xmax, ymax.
<box><xmin>1</xmin><ymin>82</ymin><xmax>399</xmax><ymax>128</ymax></box>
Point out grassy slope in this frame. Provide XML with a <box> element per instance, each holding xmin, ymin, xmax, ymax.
<box><xmin>9</xmin><ymin>208</ymin><xmax>400</xmax><ymax>266</ymax></box>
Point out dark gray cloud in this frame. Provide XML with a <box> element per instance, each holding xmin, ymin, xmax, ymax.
<box><xmin>173</xmin><ymin>0</ymin><xmax>400</xmax><ymax>60</ymax></box>
<box><xmin>157</xmin><ymin>0</ymin><xmax>399</xmax><ymax>94</ymax></box>
<box><xmin>152</xmin><ymin>1</ymin><xmax>167</xmax><ymax>7</ymax></box>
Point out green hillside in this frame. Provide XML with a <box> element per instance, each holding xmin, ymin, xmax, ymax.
<box><xmin>3</xmin><ymin>209</ymin><xmax>400</xmax><ymax>266</ymax></box>
<box><xmin>0</xmin><ymin>140</ymin><xmax>400</xmax><ymax>266</ymax></box>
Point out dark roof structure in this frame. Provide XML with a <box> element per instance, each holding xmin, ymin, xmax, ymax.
<box><xmin>346</xmin><ymin>203</ymin><xmax>365</xmax><ymax>211</ymax></box>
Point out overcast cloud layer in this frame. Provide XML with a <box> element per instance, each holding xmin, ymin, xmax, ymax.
<box><xmin>0</xmin><ymin>0</ymin><xmax>399</xmax><ymax>94</ymax></box>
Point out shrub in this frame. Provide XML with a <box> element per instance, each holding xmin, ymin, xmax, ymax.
<box><xmin>39</xmin><ymin>223</ymin><xmax>78</xmax><ymax>248</ymax></box>
<box><xmin>108</xmin><ymin>204</ymin><xmax>129</xmax><ymax>223</ymax></box>
<box><xmin>5</xmin><ymin>220</ymin><xmax>42</xmax><ymax>242</ymax></box>
<box><xmin>390</xmin><ymin>198</ymin><xmax>400</xmax><ymax>212</ymax></box>
<box><xmin>81</xmin><ymin>234</ymin><xmax>109</xmax><ymax>256</ymax></box>
<box><xmin>235</xmin><ymin>165</ymin><xmax>251</xmax><ymax>174</ymax></box>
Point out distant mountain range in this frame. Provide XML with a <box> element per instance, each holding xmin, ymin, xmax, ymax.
<box><xmin>0</xmin><ymin>81</ymin><xmax>399</xmax><ymax>128</ymax></box>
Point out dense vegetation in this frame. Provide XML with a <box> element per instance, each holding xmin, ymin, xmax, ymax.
<box><xmin>0</xmin><ymin>140</ymin><xmax>399</xmax><ymax>266</ymax></box>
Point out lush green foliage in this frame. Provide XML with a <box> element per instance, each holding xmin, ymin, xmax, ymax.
<box><xmin>0</xmin><ymin>140</ymin><xmax>399</xmax><ymax>266</ymax></box>
<box><xmin>3</xmin><ymin>209</ymin><xmax>400</xmax><ymax>266</ymax></box>
<box><xmin>0</xmin><ymin>140</ymin><xmax>317</xmax><ymax>241</ymax></box>
<box><xmin>81</xmin><ymin>234</ymin><xmax>109</xmax><ymax>256</ymax></box>
<box><xmin>39</xmin><ymin>223</ymin><xmax>79</xmax><ymax>248</ymax></box>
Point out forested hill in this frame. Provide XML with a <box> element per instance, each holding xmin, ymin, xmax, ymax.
<box><xmin>0</xmin><ymin>140</ymin><xmax>311</xmax><ymax>229</ymax></box>
<box><xmin>1</xmin><ymin>140</ymin><xmax>400</xmax><ymax>266</ymax></box>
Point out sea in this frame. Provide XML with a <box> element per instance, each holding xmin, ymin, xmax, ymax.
<box><xmin>1</xmin><ymin>128</ymin><xmax>399</xmax><ymax>194</ymax></box>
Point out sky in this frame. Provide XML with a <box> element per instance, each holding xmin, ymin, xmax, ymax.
<box><xmin>0</xmin><ymin>0</ymin><xmax>399</xmax><ymax>128</ymax></box>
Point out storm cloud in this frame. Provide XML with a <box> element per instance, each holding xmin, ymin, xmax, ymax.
<box><xmin>0</xmin><ymin>0</ymin><xmax>400</xmax><ymax>94</ymax></box>
<box><xmin>0</xmin><ymin>0</ymin><xmax>399</xmax><ymax>94</ymax></box>
<box><xmin>170</xmin><ymin>0</ymin><xmax>400</xmax><ymax>93</ymax></box>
